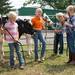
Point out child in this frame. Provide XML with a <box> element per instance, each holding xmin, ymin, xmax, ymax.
<box><xmin>31</xmin><ymin>8</ymin><xmax>46</xmax><ymax>62</ymax></box>
<box><xmin>52</xmin><ymin>12</ymin><xmax>65</xmax><ymax>56</ymax></box>
<box><xmin>4</xmin><ymin>12</ymin><xmax>25</xmax><ymax>69</ymax></box>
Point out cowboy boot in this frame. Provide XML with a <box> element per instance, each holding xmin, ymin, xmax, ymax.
<box><xmin>67</xmin><ymin>51</ymin><xmax>72</xmax><ymax>63</ymax></box>
<box><xmin>69</xmin><ymin>53</ymin><xmax>75</xmax><ymax>64</ymax></box>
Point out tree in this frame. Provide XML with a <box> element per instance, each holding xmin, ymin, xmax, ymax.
<box><xmin>43</xmin><ymin>0</ymin><xmax>72</xmax><ymax>10</ymax></box>
<box><xmin>0</xmin><ymin>0</ymin><xmax>13</xmax><ymax>15</ymax></box>
<box><xmin>23</xmin><ymin>0</ymin><xmax>72</xmax><ymax>10</ymax></box>
<box><xmin>23</xmin><ymin>0</ymin><xmax>43</xmax><ymax>6</ymax></box>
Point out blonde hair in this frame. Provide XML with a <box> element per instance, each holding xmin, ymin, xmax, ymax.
<box><xmin>8</xmin><ymin>11</ymin><xmax>17</xmax><ymax>19</ymax></box>
<box><xmin>36</xmin><ymin>8</ymin><xmax>43</xmax><ymax>13</ymax></box>
<box><xmin>66</xmin><ymin>5</ymin><xmax>74</xmax><ymax>12</ymax></box>
<box><xmin>56</xmin><ymin>12</ymin><xmax>65</xmax><ymax>20</ymax></box>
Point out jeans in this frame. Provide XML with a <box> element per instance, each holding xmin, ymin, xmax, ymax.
<box><xmin>67</xmin><ymin>31</ymin><xmax>75</xmax><ymax>53</ymax></box>
<box><xmin>73</xmin><ymin>31</ymin><xmax>75</xmax><ymax>45</ymax></box>
<box><xmin>53</xmin><ymin>33</ymin><xmax>63</xmax><ymax>54</ymax></box>
<box><xmin>8</xmin><ymin>43</ymin><xmax>24</xmax><ymax>67</ymax></box>
<box><xmin>33</xmin><ymin>31</ymin><xmax>46</xmax><ymax>59</ymax></box>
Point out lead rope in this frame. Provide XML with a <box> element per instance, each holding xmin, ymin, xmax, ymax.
<box><xmin>3</xmin><ymin>27</ymin><xmax>26</xmax><ymax>64</ymax></box>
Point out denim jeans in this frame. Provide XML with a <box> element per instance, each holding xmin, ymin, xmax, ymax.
<box><xmin>67</xmin><ymin>31</ymin><xmax>75</xmax><ymax>53</ymax></box>
<box><xmin>73</xmin><ymin>31</ymin><xmax>75</xmax><ymax>45</ymax></box>
<box><xmin>53</xmin><ymin>33</ymin><xmax>63</xmax><ymax>54</ymax></box>
<box><xmin>8</xmin><ymin>43</ymin><xmax>24</xmax><ymax>67</ymax></box>
<box><xmin>33</xmin><ymin>31</ymin><xmax>46</xmax><ymax>59</ymax></box>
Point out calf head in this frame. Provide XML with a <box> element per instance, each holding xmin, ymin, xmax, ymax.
<box><xmin>16</xmin><ymin>19</ymin><xmax>34</xmax><ymax>38</ymax></box>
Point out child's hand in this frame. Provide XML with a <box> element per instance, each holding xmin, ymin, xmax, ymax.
<box><xmin>0</xmin><ymin>28</ymin><xmax>5</xmax><ymax>34</ymax></box>
<box><xmin>14</xmin><ymin>39</ymin><xmax>18</xmax><ymax>43</ymax></box>
<box><xmin>54</xmin><ymin>29</ymin><xmax>58</xmax><ymax>32</ymax></box>
<box><xmin>65</xmin><ymin>22</ymin><xmax>73</xmax><ymax>27</ymax></box>
<box><xmin>54</xmin><ymin>30</ymin><xmax>62</xmax><ymax>33</ymax></box>
<box><xmin>14</xmin><ymin>36</ymin><xmax>19</xmax><ymax>42</ymax></box>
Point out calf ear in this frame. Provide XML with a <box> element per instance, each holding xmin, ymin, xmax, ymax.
<box><xmin>24</xmin><ymin>19</ymin><xmax>27</xmax><ymax>22</ymax></box>
<box><xmin>27</xmin><ymin>19</ymin><xmax>30</xmax><ymax>21</ymax></box>
<box><xmin>24</xmin><ymin>19</ymin><xmax>30</xmax><ymax>22</ymax></box>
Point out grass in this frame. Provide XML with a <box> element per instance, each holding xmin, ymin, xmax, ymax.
<box><xmin>0</xmin><ymin>45</ymin><xmax>75</xmax><ymax>75</ymax></box>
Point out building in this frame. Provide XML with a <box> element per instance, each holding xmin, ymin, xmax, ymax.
<box><xmin>72</xmin><ymin>0</ymin><xmax>75</xmax><ymax>4</ymax></box>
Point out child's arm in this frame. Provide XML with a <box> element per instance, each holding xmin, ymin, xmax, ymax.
<box><xmin>64</xmin><ymin>22</ymin><xmax>73</xmax><ymax>27</ymax></box>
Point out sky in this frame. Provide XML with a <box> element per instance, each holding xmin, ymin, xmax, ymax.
<box><xmin>9</xmin><ymin>0</ymin><xmax>28</xmax><ymax>9</ymax></box>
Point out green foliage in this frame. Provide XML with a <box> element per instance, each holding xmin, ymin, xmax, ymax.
<box><xmin>43</xmin><ymin>0</ymin><xmax>72</xmax><ymax>10</ymax></box>
<box><xmin>0</xmin><ymin>0</ymin><xmax>13</xmax><ymax>15</ymax></box>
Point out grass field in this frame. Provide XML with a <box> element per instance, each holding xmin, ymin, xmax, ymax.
<box><xmin>0</xmin><ymin>44</ymin><xmax>75</xmax><ymax>75</ymax></box>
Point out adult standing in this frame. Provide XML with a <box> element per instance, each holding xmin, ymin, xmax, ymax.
<box><xmin>66</xmin><ymin>5</ymin><xmax>75</xmax><ymax>64</ymax></box>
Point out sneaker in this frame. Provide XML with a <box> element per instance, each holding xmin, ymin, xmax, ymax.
<box><xmin>38</xmin><ymin>58</ymin><xmax>41</xmax><ymax>61</ymax></box>
<box><xmin>20</xmin><ymin>64</ymin><xmax>24</xmax><ymax>70</ymax></box>
<box><xmin>41</xmin><ymin>57</ymin><xmax>45</xmax><ymax>61</ymax></box>
<box><xmin>41</xmin><ymin>58</ymin><xmax>45</xmax><ymax>61</ymax></box>
<box><xmin>10</xmin><ymin>66</ymin><xmax>16</xmax><ymax>70</ymax></box>
<box><xmin>38</xmin><ymin>58</ymin><xmax>42</xmax><ymax>63</ymax></box>
<box><xmin>35</xmin><ymin>58</ymin><xmax>42</xmax><ymax>62</ymax></box>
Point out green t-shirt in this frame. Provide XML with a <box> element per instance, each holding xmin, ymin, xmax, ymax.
<box><xmin>51</xmin><ymin>22</ymin><xmax>64</xmax><ymax>30</ymax></box>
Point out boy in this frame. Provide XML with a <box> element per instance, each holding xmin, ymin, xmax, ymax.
<box><xmin>53</xmin><ymin>12</ymin><xmax>65</xmax><ymax>56</ymax></box>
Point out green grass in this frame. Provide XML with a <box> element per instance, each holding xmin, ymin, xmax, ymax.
<box><xmin>0</xmin><ymin>45</ymin><xmax>75</xmax><ymax>75</ymax></box>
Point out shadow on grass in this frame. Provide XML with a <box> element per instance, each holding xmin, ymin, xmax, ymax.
<box><xmin>44</xmin><ymin>62</ymin><xmax>75</xmax><ymax>74</ymax></box>
<box><xmin>0</xmin><ymin>61</ymin><xmax>11</xmax><ymax>74</ymax></box>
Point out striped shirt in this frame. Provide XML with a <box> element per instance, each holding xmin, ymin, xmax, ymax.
<box><xmin>5</xmin><ymin>21</ymin><xmax>18</xmax><ymax>43</ymax></box>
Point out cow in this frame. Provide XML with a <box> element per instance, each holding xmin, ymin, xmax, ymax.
<box><xmin>16</xmin><ymin>19</ymin><xmax>34</xmax><ymax>38</ymax></box>
<box><xmin>0</xmin><ymin>17</ymin><xmax>35</xmax><ymax>38</ymax></box>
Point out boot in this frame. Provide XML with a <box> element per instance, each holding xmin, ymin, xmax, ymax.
<box><xmin>69</xmin><ymin>53</ymin><xmax>75</xmax><ymax>64</ymax></box>
<box><xmin>67</xmin><ymin>51</ymin><xmax>72</xmax><ymax>63</ymax></box>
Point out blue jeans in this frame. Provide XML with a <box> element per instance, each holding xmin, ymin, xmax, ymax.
<box><xmin>67</xmin><ymin>31</ymin><xmax>75</xmax><ymax>53</ymax></box>
<box><xmin>73</xmin><ymin>31</ymin><xmax>75</xmax><ymax>45</ymax></box>
<box><xmin>53</xmin><ymin>33</ymin><xmax>63</xmax><ymax>54</ymax></box>
<box><xmin>33</xmin><ymin>31</ymin><xmax>46</xmax><ymax>59</ymax></box>
<box><xmin>8</xmin><ymin>43</ymin><xmax>24</xmax><ymax>67</ymax></box>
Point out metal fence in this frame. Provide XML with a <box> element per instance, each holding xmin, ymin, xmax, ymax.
<box><xmin>4</xmin><ymin>30</ymin><xmax>67</xmax><ymax>50</ymax></box>
<box><xmin>4</xmin><ymin>30</ymin><xmax>67</xmax><ymax>52</ymax></box>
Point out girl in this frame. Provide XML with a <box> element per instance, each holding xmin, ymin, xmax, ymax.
<box><xmin>4</xmin><ymin>12</ymin><xmax>25</xmax><ymax>69</ymax></box>
<box><xmin>31</xmin><ymin>8</ymin><xmax>46</xmax><ymax>62</ymax></box>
